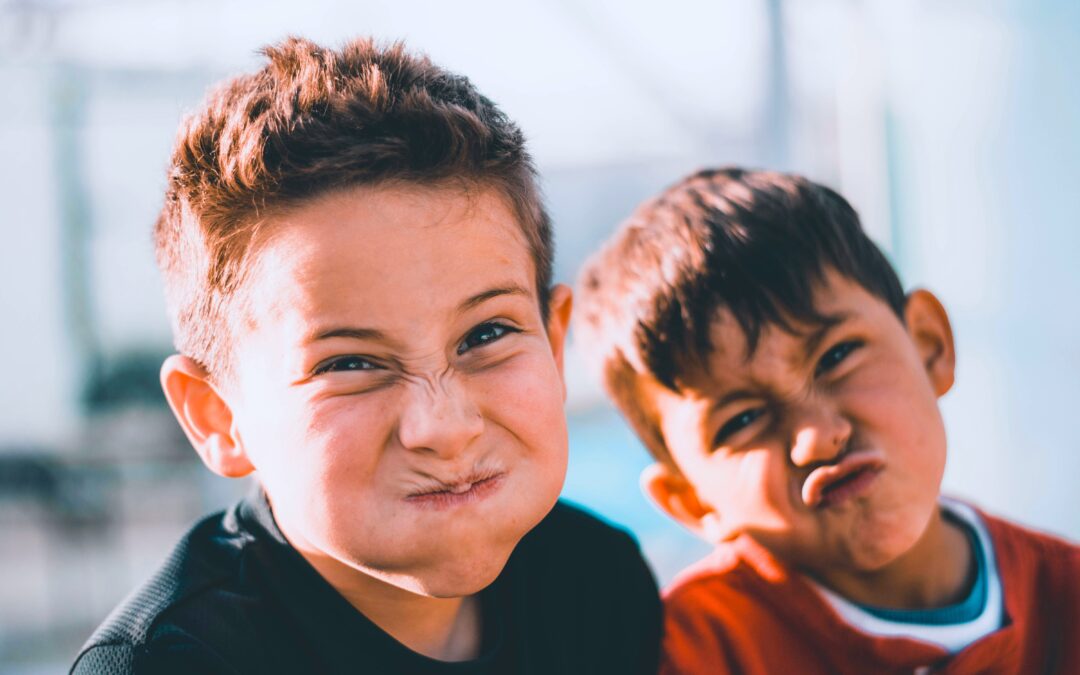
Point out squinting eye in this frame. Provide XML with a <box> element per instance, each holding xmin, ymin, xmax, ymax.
<box><xmin>815</xmin><ymin>340</ymin><xmax>863</xmax><ymax>376</ymax></box>
<box><xmin>714</xmin><ymin>408</ymin><xmax>765</xmax><ymax>447</ymax></box>
<box><xmin>457</xmin><ymin>322</ymin><xmax>519</xmax><ymax>355</ymax></box>
<box><xmin>314</xmin><ymin>355</ymin><xmax>377</xmax><ymax>375</ymax></box>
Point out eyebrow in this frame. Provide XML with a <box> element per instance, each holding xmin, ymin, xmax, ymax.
<box><xmin>309</xmin><ymin>326</ymin><xmax>388</xmax><ymax>343</ymax></box>
<box><xmin>801</xmin><ymin>317</ymin><xmax>843</xmax><ymax>358</ymax></box>
<box><xmin>711</xmin><ymin>388</ymin><xmax>760</xmax><ymax>412</ymax></box>
<box><xmin>457</xmin><ymin>284</ymin><xmax>530</xmax><ymax>313</ymax></box>
<box><xmin>710</xmin><ymin>311</ymin><xmax>856</xmax><ymax>410</ymax></box>
<box><xmin>807</xmin><ymin>309</ymin><xmax>857</xmax><ymax>350</ymax></box>
<box><xmin>306</xmin><ymin>284</ymin><xmax>531</xmax><ymax>344</ymax></box>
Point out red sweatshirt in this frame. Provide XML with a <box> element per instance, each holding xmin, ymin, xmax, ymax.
<box><xmin>660</xmin><ymin>510</ymin><xmax>1080</xmax><ymax>674</ymax></box>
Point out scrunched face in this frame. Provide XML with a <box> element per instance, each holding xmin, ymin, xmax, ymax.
<box><xmin>643</xmin><ymin>270</ymin><xmax>954</xmax><ymax>589</ymax></box>
<box><xmin>224</xmin><ymin>184</ymin><xmax>571</xmax><ymax>597</ymax></box>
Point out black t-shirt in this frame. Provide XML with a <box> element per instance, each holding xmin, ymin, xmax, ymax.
<box><xmin>70</xmin><ymin>490</ymin><xmax>661</xmax><ymax>674</ymax></box>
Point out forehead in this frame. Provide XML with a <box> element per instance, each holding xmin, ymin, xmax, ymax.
<box><xmin>677</xmin><ymin>271</ymin><xmax>894</xmax><ymax>392</ymax></box>
<box><xmin>240</xmin><ymin>184</ymin><xmax>536</xmax><ymax>334</ymax></box>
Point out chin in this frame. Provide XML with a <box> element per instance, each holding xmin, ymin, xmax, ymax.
<box><xmin>410</xmin><ymin>550</ymin><xmax>513</xmax><ymax>598</ymax></box>
<box><xmin>848</xmin><ymin>507</ymin><xmax>933</xmax><ymax>572</ymax></box>
<box><xmin>847</xmin><ymin>539</ymin><xmax>909</xmax><ymax>572</ymax></box>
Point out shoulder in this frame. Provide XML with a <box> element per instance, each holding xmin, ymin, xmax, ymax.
<box><xmin>70</xmin><ymin>503</ymin><xmax>256</xmax><ymax>675</ymax></box>
<box><xmin>659</xmin><ymin>545</ymin><xmax>765</xmax><ymax>675</ymax></box>
<box><xmin>70</xmin><ymin>643</ymin><xmax>138</xmax><ymax>675</ymax></box>
<box><xmin>975</xmin><ymin>506</ymin><xmax>1080</xmax><ymax>575</ymax></box>
<box><xmin>71</xmin><ymin>629</ymin><xmax>239</xmax><ymax>675</ymax></box>
<box><xmin>509</xmin><ymin>500</ymin><xmax>662</xmax><ymax>674</ymax></box>
<box><xmin>659</xmin><ymin>540</ymin><xmax>861</xmax><ymax>675</ymax></box>
<box><xmin>659</xmin><ymin>537</ymin><xmax>839</xmax><ymax>672</ymax></box>
<box><xmin>971</xmin><ymin>507</ymin><xmax>1080</xmax><ymax>669</ymax></box>
<box><xmin>982</xmin><ymin>509</ymin><xmax>1080</xmax><ymax>586</ymax></box>
<box><xmin>663</xmin><ymin>543</ymin><xmax>762</xmax><ymax>629</ymax></box>
<box><xmin>522</xmin><ymin>499</ymin><xmax>640</xmax><ymax>553</ymax></box>
<box><xmin>514</xmin><ymin>499</ymin><xmax>656</xmax><ymax>590</ymax></box>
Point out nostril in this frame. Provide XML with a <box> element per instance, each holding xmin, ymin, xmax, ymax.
<box><xmin>791</xmin><ymin>422</ymin><xmax>850</xmax><ymax>467</ymax></box>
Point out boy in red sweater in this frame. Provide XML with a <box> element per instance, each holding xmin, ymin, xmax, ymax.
<box><xmin>575</xmin><ymin>168</ymin><xmax>1079</xmax><ymax>674</ymax></box>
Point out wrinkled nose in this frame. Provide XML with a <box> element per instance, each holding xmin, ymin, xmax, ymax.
<box><xmin>788</xmin><ymin>402</ymin><xmax>852</xmax><ymax>467</ymax></box>
<box><xmin>396</xmin><ymin>376</ymin><xmax>484</xmax><ymax>458</ymax></box>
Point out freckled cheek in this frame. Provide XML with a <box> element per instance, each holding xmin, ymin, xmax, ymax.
<box><xmin>842</xmin><ymin>377</ymin><xmax>946</xmax><ymax>479</ymax></box>
<box><xmin>486</xmin><ymin>351</ymin><xmax>563</xmax><ymax>400</ymax></box>
<box><xmin>896</xmin><ymin>408</ymin><xmax>947</xmax><ymax>484</ymax></box>
<box><xmin>843</xmin><ymin>363</ymin><xmax>921</xmax><ymax>422</ymax></box>
<box><xmin>471</xmin><ymin>355</ymin><xmax>568</xmax><ymax>455</ymax></box>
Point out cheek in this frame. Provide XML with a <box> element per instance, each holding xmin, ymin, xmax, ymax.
<box><xmin>280</xmin><ymin>395</ymin><xmax>408</xmax><ymax>558</ymax></box>
<box><xmin>844</xmin><ymin>364</ymin><xmax>947</xmax><ymax>490</ymax></box>
<box><xmin>739</xmin><ymin>452</ymin><xmax>796</xmax><ymax>519</ymax></box>
<box><xmin>302</xmin><ymin>394</ymin><xmax>395</xmax><ymax>482</ymax></box>
<box><xmin>898</xmin><ymin>407</ymin><xmax>948</xmax><ymax>493</ymax></box>
<box><xmin>250</xmin><ymin>394</ymin><xmax>393</xmax><ymax>523</ymax></box>
<box><xmin>700</xmin><ymin>451</ymin><xmax>791</xmax><ymax>524</ymax></box>
<box><xmin>474</xmin><ymin>353</ymin><xmax>568</xmax><ymax>455</ymax></box>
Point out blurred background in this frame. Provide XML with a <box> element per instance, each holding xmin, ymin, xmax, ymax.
<box><xmin>1</xmin><ymin>0</ymin><xmax>1078</xmax><ymax>671</ymax></box>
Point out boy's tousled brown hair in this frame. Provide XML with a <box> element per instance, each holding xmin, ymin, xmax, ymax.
<box><xmin>574</xmin><ymin>167</ymin><xmax>905</xmax><ymax>462</ymax></box>
<box><xmin>155</xmin><ymin>36</ymin><xmax>552</xmax><ymax>380</ymax></box>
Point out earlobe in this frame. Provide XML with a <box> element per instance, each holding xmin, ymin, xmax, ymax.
<box><xmin>904</xmin><ymin>289</ymin><xmax>956</xmax><ymax>397</ymax></box>
<box><xmin>641</xmin><ymin>462</ymin><xmax>723</xmax><ymax>542</ymax></box>
<box><xmin>160</xmin><ymin>355</ymin><xmax>255</xmax><ymax>478</ymax></box>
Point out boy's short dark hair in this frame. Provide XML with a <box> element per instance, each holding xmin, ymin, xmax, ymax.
<box><xmin>154</xmin><ymin>36</ymin><xmax>553</xmax><ymax>380</ymax></box>
<box><xmin>575</xmin><ymin>167</ymin><xmax>906</xmax><ymax>461</ymax></box>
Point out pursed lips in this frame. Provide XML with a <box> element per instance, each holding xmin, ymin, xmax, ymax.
<box><xmin>404</xmin><ymin>467</ymin><xmax>507</xmax><ymax>509</ymax></box>
<box><xmin>800</xmin><ymin>449</ymin><xmax>886</xmax><ymax>509</ymax></box>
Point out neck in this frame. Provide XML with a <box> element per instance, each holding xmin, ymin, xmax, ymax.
<box><xmin>813</xmin><ymin>508</ymin><xmax>974</xmax><ymax>609</ymax></box>
<box><xmin>327</xmin><ymin>567</ymin><xmax>482</xmax><ymax>662</ymax></box>
<box><xmin>279</xmin><ymin>530</ymin><xmax>482</xmax><ymax>661</ymax></box>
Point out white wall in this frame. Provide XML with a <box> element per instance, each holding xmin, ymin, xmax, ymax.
<box><xmin>0</xmin><ymin>64</ymin><xmax>79</xmax><ymax>446</ymax></box>
<box><xmin>876</xmin><ymin>2</ymin><xmax>1080</xmax><ymax>539</ymax></box>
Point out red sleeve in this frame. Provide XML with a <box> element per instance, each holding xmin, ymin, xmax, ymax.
<box><xmin>979</xmin><ymin>513</ymin><xmax>1080</xmax><ymax>674</ymax></box>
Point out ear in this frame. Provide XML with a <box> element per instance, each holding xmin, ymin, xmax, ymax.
<box><xmin>544</xmin><ymin>284</ymin><xmax>574</xmax><ymax>389</ymax></box>
<box><xmin>641</xmin><ymin>462</ymin><xmax>725</xmax><ymax>543</ymax></box>
<box><xmin>160</xmin><ymin>355</ymin><xmax>254</xmax><ymax>478</ymax></box>
<box><xmin>904</xmin><ymin>289</ymin><xmax>956</xmax><ymax>397</ymax></box>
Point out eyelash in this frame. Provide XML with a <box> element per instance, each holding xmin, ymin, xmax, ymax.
<box><xmin>313</xmin><ymin>321</ymin><xmax>520</xmax><ymax>375</ymax></box>
<box><xmin>714</xmin><ymin>408</ymin><xmax>765</xmax><ymax>447</ymax></box>
<box><xmin>457</xmin><ymin>321</ymin><xmax>520</xmax><ymax>355</ymax></box>
<box><xmin>313</xmin><ymin>355</ymin><xmax>379</xmax><ymax>375</ymax></box>
<box><xmin>712</xmin><ymin>340</ymin><xmax>864</xmax><ymax>446</ymax></box>
<box><xmin>815</xmin><ymin>340</ymin><xmax>863</xmax><ymax>376</ymax></box>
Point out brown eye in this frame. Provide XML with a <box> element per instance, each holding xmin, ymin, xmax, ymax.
<box><xmin>314</xmin><ymin>355</ymin><xmax>377</xmax><ymax>375</ymax></box>
<box><xmin>713</xmin><ymin>408</ymin><xmax>765</xmax><ymax>447</ymax></box>
<box><xmin>815</xmin><ymin>340</ymin><xmax>863</xmax><ymax>376</ymax></box>
<box><xmin>457</xmin><ymin>322</ymin><xmax>519</xmax><ymax>355</ymax></box>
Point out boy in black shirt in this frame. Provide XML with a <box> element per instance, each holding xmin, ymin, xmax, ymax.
<box><xmin>71</xmin><ymin>37</ymin><xmax>660</xmax><ymax>674</ymax></box>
